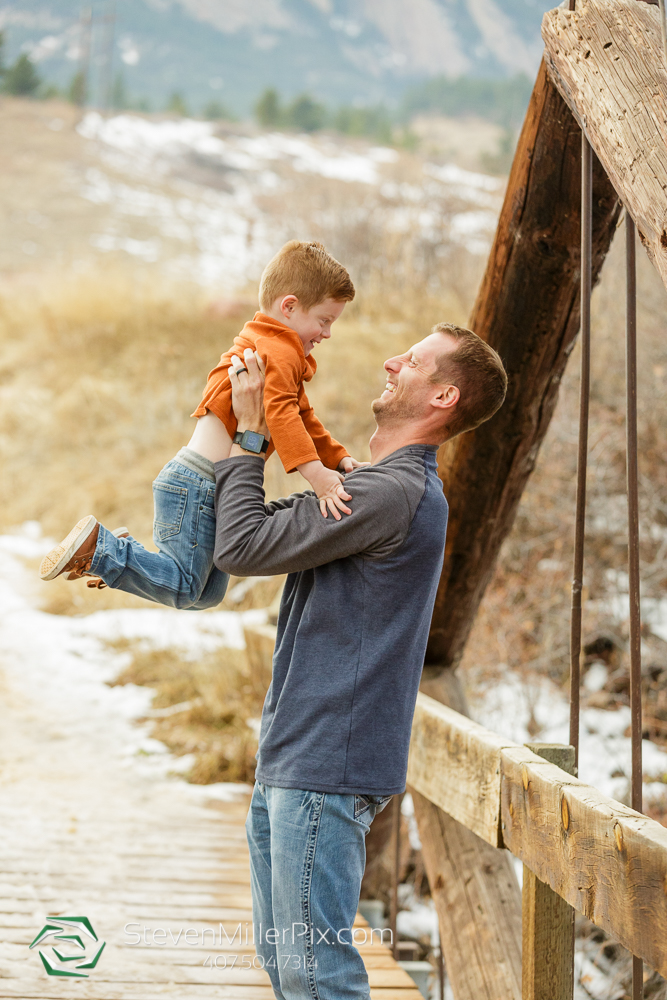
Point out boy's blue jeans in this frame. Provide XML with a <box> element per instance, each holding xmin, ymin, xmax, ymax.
<box><xmin>89</xmin><ymin>454</ymin><xmax>229</xmax><ymax>609</ymax></box>
<box><xmin>246</xmin><ymin>781</ymin><xmax>392</xmax><ymax>1000</ymax></box>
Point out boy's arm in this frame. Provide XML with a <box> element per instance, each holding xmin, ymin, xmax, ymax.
<box><xmin>213</xmin><ymin>458</ymin><xmax>411</xmax><ymax>578</ymax></box>
<box><xmin>259</xmin><ymin>347</ymin><xmax>321</xmax><ymax>473</ymax></box>
<box><xmin>298</xmin><ymin>386</ymin><xmax>349</xmax><ymax>471</ymax></box>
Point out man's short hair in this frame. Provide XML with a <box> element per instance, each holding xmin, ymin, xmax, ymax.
<box><xmin>430</xmin><ymin>322</ymin><xmax>507</xmax><ymax>438</ymax></box>
<box><xmin>259</xmin><ymin>240</ymin><xmax>355</xmax><ymax>312</ymax></box>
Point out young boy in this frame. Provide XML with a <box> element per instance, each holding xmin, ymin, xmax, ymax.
<box><xmin>39</xmin><ymin>240</ymin><xmax>363</xmax><ymax>609</ymax></box>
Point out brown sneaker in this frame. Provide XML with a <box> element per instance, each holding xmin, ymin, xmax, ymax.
<box><xmin>70</xmin><ymin>527</ymin><xmax>130</xmax><ymax>588</ymax></box>
<box><xmin>39</xmin><ymin>515</ymin><xmax>100</xmax><ymax>581</ymax></box>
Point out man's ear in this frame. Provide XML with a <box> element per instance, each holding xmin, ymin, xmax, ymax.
<box><xmin>279</xmin><ymin>295</ymin><xmax>298</xmax><ymax>319</ymax></box>
<box><xmin>431</xmin><ymin>383</ymin><xmax>460</xmax><ymax>411</ymax></box>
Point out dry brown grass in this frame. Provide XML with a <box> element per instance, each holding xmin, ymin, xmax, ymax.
<box><xmin>0</xmin><ymin>257</ymin><xmax>472</xmax><ymax>618</ymax></box>
<box><xmin>107</xmin><ymin>638</ymin><xmax>269</xmax><ymax>783</ymax></box>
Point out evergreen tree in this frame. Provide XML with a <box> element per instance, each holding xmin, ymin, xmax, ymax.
<box><xmin>0</xmin><ymin>31</ymin><xmax>6</xmax><ymax>82</ymax></box>
<box><xmin>41</xmin><ymin>83</ymin><xmax>61</xmax><ymax>100</ymax></box>
<box><xmin>166</xmin><ymin>91</ymin><xmax>188</xmax><ymax>116</ymax></box>
<box><xmin>68</xmin><ymin>70</ymin><xmax>87</xmax><ymax>107</ymax></box>
<box><xmin>333</xmin><ymin>104</ymin><xmax>392</xmax><ymax>144</ymax></box>
<box><xmin>111</xmin><ymin>72</ymin><xmax>128</xmax><ymax>110</ymax></box>
<box><xmin>3</xmin><ymin>52</ymin><xmax>41</xmax><ymax>96</ymax></box>
<box><xmin>285</xmin><ymin>94</ymin><xmax>327</xmax><ymax>133</ymax></box>
<box><xmin>203</xmin><ymin>98</ymin><xmax>231</xmax><ymax>121</ymax></box>
<box><xmin>254</xmin><ymin>88</ymin><xmax>281</xmax><ymax>128</ymax></box>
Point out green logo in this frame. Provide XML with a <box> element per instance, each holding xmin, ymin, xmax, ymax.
<box><xmin>29</xmin><ymin>916</ymin><xmax>106</xmax><ymax>977</ymax></box>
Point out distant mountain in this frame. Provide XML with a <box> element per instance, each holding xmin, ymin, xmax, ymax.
<box><xmin>0</xmin><ymin>0</ymin><xmax>550</xmax><ymax>114</ymax></box>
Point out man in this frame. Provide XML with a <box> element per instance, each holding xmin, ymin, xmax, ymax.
<box><xmin>213</xmin><ymin>322</ymin><xmax>507</xmax><ymax>1000</ymax></box>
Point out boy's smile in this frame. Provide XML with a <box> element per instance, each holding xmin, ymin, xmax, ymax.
<box><xmin>271</xmin><ymin>295</ymin><xmax>346</xmax><ymax>356</ymax></box>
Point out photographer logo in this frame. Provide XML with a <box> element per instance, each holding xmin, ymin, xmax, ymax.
<box><xmin>29</xmin><ymin>916</ymin><xmax>106</xmax><ymax>978</ymax></box>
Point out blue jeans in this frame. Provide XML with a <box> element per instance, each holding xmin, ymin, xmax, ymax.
<box><xmin>246</xmin><ymin>782</ymin><xmax>392</xmax><ymax>1000</ymax></box>
<box><xmin>89</xmin><ymin>458</ymin><xmax>229</xmax><ymax>609</ymax></box>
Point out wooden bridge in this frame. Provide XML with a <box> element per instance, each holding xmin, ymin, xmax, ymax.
<box><xmin>3</xmin><ymin>0</ymin><xmax>667</xmax><ymax>998</ymax></box>
<box><xmin>410</xmin><ymin>0</ymin><xmax>667</xmax><ymax>997</ymax></box>
<box><xmin>0</xmin><ymin>729</ymin><xmax>421</xmax><ymax>999</ymax></box>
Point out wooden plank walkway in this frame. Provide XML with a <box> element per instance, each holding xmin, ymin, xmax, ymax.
<box><xmin>0</xmin><ymin>545</ymin><xmax>422</xmax><ymax>1000</ymax></box>
<box><xmin>0</xmin><ymin>794</ymin><xmax>421</xmax><ymax>998</ymax></box>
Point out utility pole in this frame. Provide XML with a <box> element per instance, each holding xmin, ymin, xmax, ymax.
<box><xmin>74</xmin><ymin>5</ymin><xmax>92</xmax><ymax>107</ymax></box>
<box><xmin>98</xmin><ymin>0</ymin><xmax>116</xmax><ymax>112</ymax></box>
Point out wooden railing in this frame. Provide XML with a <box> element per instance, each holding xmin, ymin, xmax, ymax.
<box><xmin>407</xmin><ymin>693</ymin><xmax>667</xmax><ymax>990</ymax></box>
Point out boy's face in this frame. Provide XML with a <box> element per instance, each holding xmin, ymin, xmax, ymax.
<box><xmin>276</xmin><ymin>296</ymin><xmax>346</xmax><ymax>356</ymax></box>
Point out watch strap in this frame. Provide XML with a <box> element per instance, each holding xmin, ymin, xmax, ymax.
<box><xmin>233</xmin><ymin>430</ymin><xmax>269</xmax><ymax>454</ymax></box>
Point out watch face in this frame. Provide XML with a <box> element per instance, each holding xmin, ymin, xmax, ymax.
<box><xmin>242</xmin><ymin>431</ymin><xmax>263</xmax><ymax>454</ymax></box>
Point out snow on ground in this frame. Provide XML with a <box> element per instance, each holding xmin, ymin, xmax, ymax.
<box><xmin>73</xmin><ymin>112</ymin><xmax>504</xmax><ymax>288</ymax></box>
<box><xmin>469</xmin><ymin>666</ymin><xmax>667</xmax><ymax>808</ymax></box>
<box><xmin>0</xmin><ymin>523</ymin><xmax>258</xmax><ymax>785</ymax></box>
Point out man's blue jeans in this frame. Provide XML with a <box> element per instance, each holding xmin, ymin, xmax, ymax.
<box><xmin>89</xmin><ymin>457</ymin><xmax>229</xmax><ymax>609</ymax></box>
<box><xmin>246</xmin><ymin>781</ymin><xmax>392</xmax><ymax>1000</ymax></box>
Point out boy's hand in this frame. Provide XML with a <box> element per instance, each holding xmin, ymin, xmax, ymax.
<box><xmin>297</xmin><ymin>460</ymin><xmax>352</xmax><ymax>521</ymax></box>
<box><xmin>338</xmin><ymin>456</ymin><xmax>370</xmax><ymax>474</ymax></box>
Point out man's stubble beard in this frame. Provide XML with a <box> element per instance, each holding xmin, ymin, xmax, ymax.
<box><xmin>371</xmin><ymin>388</ymin><xmax>422</xmax><ymax>425</ymax></box>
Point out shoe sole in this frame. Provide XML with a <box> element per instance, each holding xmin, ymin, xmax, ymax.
<box><xmin>63</xmin><ymin>526</ymin><xmax>129</xmax><ymax>582</ymax></box>
<box><xmin>39</xmin><ymin>515</ymin><xmax>98</xmax><ymax>581</ymax></box>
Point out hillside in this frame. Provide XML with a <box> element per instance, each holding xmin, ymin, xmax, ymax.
<box><xmin>0</xmin><ymin>96</ymin><xmax>503</xmax><ymax>288</ymax></box>
<box><xmin>1</xmin><ymin>0</ymin><xmax>548</xmax><ymax>113</ymax></box>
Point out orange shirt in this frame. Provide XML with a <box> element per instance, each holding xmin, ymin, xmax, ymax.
<box><xmin>191</xmin><ymin>312</ymin><xmax>349</xmax><ymax>474</ymax></box>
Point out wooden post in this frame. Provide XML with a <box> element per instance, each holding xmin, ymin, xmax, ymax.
<box><xmin>415</xmin><ymin>60</ymin><xmax>620</xmax><ymax>1000</ymax></box>
<box><xmin>521</xmin><ymin>743</ymin><xmax>576</xmax><ymax>1000</ymax></box>
<box><xmin>424</xmin><ymin>59</ymin><xmax>621</xmax><ymax>678</ymax></box>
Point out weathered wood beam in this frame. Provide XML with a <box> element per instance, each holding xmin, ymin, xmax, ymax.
<box><xmin>416</xmin><ymin>62</ymin><xmax>620</xmax><ymax>1000</ymax></box>
<box><xmin>502</xmin><ymin>744</ymin><xmax>667</xmax><ymax>979</ymax></box>
<box><xmin>412</xmin><ymin>789</ymin><xmax>523</xmax><ymax>1000</ymax></box>
<box><xmin>424</xmin><ymin>58</ymin><xmax>621</xmax><ymax>676</ymax></box>
<box><xmin>407</xmin><ymin>694</ymin><xmax>513</xmax><ymax>847</ymax></box>
<box><xmin>413</xmin><ymin>684</ymin><xmax>523</xmax><ymax>999</ymax></box>
<box><xmin>542</xmin><ymin>0</ymin><xmax>667</xmax><ymax>292</ymax></box>
<box><xmin>409</xmin><ymin>693</ymin><xmax>667</xmax><ymax>976</ymax></box>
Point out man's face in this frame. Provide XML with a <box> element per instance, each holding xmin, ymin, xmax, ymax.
<box><xmin>372</xmin><ymin>333</ymin><xmax>456</xmax><ymax>424</ymax></box>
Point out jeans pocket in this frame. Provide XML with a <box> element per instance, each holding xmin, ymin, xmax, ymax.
<box><xmin>153</xmin><ymin>481</ymin><xmax>188</xmax><ymax>541</ymax></box>
<box><xmin>354</xmin><ymin>793</ymin><xmax>393</xmax><ymax>820</ymax></box>
<box><xmin>201</xmin><ymin>485</ymin><xmax>216</xmax><ymax>521</ymax></box>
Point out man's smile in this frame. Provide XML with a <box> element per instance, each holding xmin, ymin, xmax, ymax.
<box><xmin>384</xmin><ymin>381</ymin><xmax>397</xmax><ymax>394</ymax></box>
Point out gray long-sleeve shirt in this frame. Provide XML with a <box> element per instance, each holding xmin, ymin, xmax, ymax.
<box><xmin>214</xmin><ymin>444</ymin><xmax>448</xmax><ymax>795</ymax></box>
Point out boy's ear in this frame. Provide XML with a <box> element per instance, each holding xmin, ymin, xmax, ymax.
<box><xmin>279</xmin><ymin>295</ymin><xmax>298</xmax><ymax>318</ymax></box>
<box><xmin>431</xmin><ymin>383</ymin><xmax>459</xmax><ymax>411</ymax></box>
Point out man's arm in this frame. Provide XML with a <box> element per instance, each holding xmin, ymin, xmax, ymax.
<box><xmin>213</xmin><ymin>457</ymin><xmax>411</xmax><ymax>577</ymax></box>
<box><xmin>216</xmin><ymin>348</ymin><xmax>411</xmax><ymax>576</ymax></box>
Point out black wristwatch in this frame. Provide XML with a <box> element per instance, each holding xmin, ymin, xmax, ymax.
<box><xmin>233</xmin><ymin>430</ymin><xmax>269</xmax><ymax>454</ymax></box>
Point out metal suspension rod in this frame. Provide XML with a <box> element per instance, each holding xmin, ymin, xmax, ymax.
<box><xmin>625</xmin><ymin>209</ymin><xmax>644</xmax><ymax>1000</ymax></box>
<box><xmin>390</xmin><ymin>794</ymin><xmax>400</xmax><ymax>960</ymax></box>
<box><xmin>569</xmin><ymin>134</ymin><xmax>592</xmax><ymax>767</ymax></box>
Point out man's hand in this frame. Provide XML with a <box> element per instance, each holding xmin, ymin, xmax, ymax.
<box><xmin>228</xmin><ymin>348</ymin><xmax>269</xmax><ymax>449</ymax></box>
<box><xmin>339</xmin><ymin>456</ymin><xmax>370</xmax><ymax>474</ymax></box>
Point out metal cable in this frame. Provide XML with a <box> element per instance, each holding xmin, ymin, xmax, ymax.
<box><xmin>569</xmin><ymin>135</ymin><xmax>592</xmax><ymax>768</ymax></box>
<box><xmin>625</xmin><ymin>210</ymin><xmax>644</xmax><ymax>1000</ymax></box>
